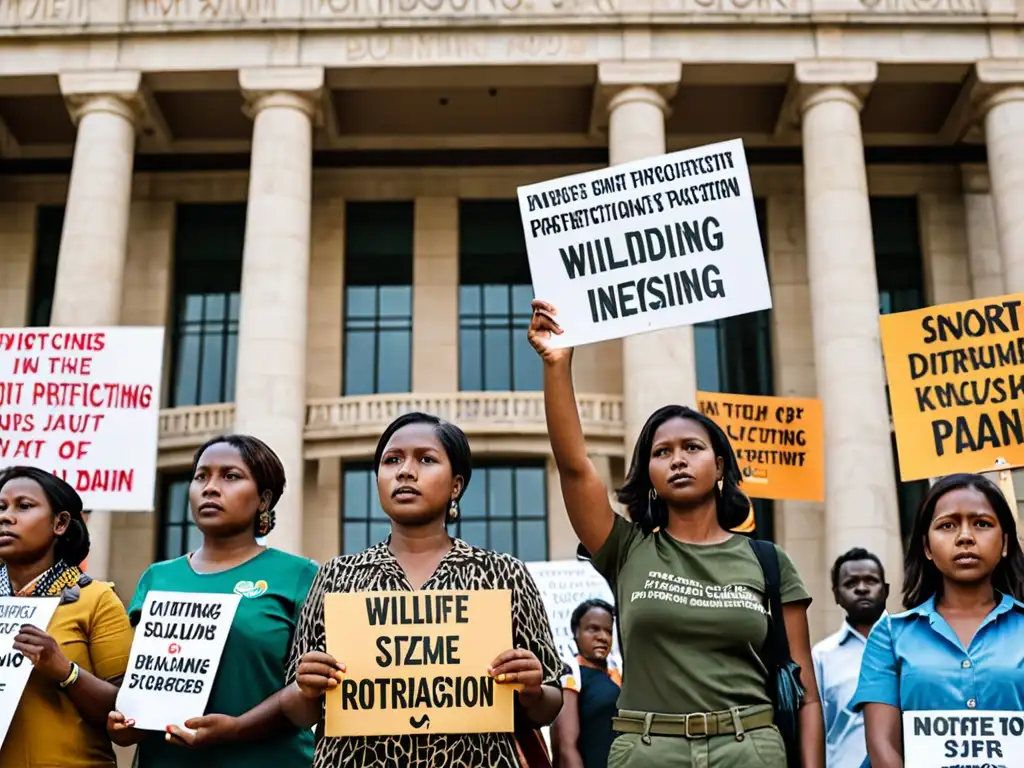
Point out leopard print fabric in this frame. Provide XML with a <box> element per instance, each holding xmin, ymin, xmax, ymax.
<box><xmin>286</xmin><ymin>537</ymin><xmax>563</xmax><ymax>768</ymax></box>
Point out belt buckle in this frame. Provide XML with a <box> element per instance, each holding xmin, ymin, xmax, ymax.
<box><xmin>684</xmin><ymin>712</ymin><xmax>709</xmax><ymax>739</ymax></box>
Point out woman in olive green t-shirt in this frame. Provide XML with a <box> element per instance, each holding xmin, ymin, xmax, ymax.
<box><xmin>107</xmin><ymin>434</ymin><xmax>317</xmax><ymax>768</ymax></box>
<box><xmin>528</xmin><ymin>300</ymin><xmax>825</xmax><ymax>768</ymax></box>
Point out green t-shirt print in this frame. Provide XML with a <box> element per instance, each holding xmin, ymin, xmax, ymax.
<box><xmin>127</xmin><ymin>548</ymin><xmax>318</xmax><ymax>768</ymax></box>
<box><xmin>592</xmin><ymin>515</ymin><xmax>811</xmax><ymax>716</ymax></box>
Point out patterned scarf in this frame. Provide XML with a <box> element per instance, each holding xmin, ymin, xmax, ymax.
<box><xmin>0</xmin><ymin>559</ymin><xmax>83</xmax><ymax>597</ymax></box>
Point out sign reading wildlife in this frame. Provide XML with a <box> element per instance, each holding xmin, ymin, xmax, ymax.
<box><xmin>697</xmin><ymin>392</ymin><xmax>824</xmax><ymax>502</ymax></box>
<box><xmin>0</xmin><ymin>327</ymin><xmax>164</xmax><ymax>510</ymax></box>
<box><xmin>903</xmin><ymin>711</ymin><xmax>1024</xmax><ymax>768</ymax></box>
<box><xmin>0</xmin><ymin>597</ymin><xmax>59</xmax><ymax>746</ymax></box>
<box><xmin>879</xmin><ymin>294</ymin><xmax>1024</xmax><ymax>481</ymax></box>
<box><xmin>324</xmin><ymin>590</ymin><xmax>514</xmax><ymax>738</ymax></box>
<box><xmin>116</xmin><ymin>591</ymin><xmax>241</xmax><ymax>731</ymax></box>
<box><xmin>525</xmin><ymin>560</ymin><xmax>620</xmax><ymax>666</ymax></box>
<box><xmin>516</xmin><ymin>138</ymin><xmax>771</xmax><ymax>348</ymax></box>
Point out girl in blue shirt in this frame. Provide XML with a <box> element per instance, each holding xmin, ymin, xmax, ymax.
<box><xmin>852</xmin><ymin>472</ymin><xmax>1024</xmax><ymax>767</ymax></box>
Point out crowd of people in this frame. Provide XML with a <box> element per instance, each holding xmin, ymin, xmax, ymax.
<box><xmin>0</xmin><ymin>298</ymin><xmax>1020</xmax><ymax>768</ymax></box>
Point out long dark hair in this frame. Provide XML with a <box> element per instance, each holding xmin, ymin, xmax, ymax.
<box><xmin>616</xmin><ymin>405</ymin><xmax>750</xmax><ymax>534</ymax></box>
<box><xmin>0</xmin><ymin>466</ymin><xmax>90</xmax><ymax>566</ymax></box>
<box><xmin>903</xmin><ymin>472</ymin><xmax>1024</xmax><ymax>609</ymax></box>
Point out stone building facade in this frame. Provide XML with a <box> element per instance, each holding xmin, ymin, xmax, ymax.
<box><xmin>1</xmin><ymin>0</ymin><xmax>1023</xmax><ymax>638</ymax></box>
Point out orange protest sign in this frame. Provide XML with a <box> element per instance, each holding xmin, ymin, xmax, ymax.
<box><xmin>697</xmin><ymin>391</ymin><xmax>824</xmax><ymax>502</ymax></box>
<box><xmin>879</xmin><ymin>293</ymin><xmax>1024</xmax><ymax>481</ymax></box>
<box><xmin>324</xmin><ymin>590</ymin><xmax>514</xmax><ymax>738</ymax></box>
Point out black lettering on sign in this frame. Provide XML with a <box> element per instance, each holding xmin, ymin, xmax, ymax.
<box><xmin>141</xmin><ymin>621</ymin><xmax>218</xmax><ymax>641</ymax></box>
<box><xmin>150</xmin><ymin>600</ymin><xmax>222</xmax><ymax>621</ymax></box>
<box><xmin>365</xmin><ymin>594</ymin><xmax>470</xmax><ymax>626</ymax></box>
<box><xmin>0</xmin><ymin>652</ymin><xmax>24</xmax><ymax>668</ymax></box>
<box><xmin>339</xmin><ymin>675</ymin><xmax>496</xmax><ymax>711</ymax></box>
<box><xmin>374</xmin><ymin>635</ymin><xmax>462</xmax><ymax>667</ymax></box>
<box><xmin>931</xmin><ymin>411</ymin><xmax>1024</xmax><ymax>457</ymax></box>
<box><xmin>126</xmin><ymin>673</ymin><xmax>205</xmax><ymax>695</ymax></box>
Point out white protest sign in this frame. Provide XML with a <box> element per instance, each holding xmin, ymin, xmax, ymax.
<box><xmin>903</xmin><ymin>711</ymin><xmax>1024</xmax><ymax>768</ymax></box>
<box><xmin>518</xmin><ymin>138</ymin><xmax>770</xmax><ymax>348</ymax></box>
<box><xmin>117</xmin><ymin>591</ymin><xmax>241</xmax><ymax>731</ymax></box>
<box><xmin>525</xmin><ymin>560</ymin><xmax>620</xmax><ymax>666</ymax></box>
<box><xmin>0</xmin><ymin>327</ymin><xmax>164</xmax><ymax>511</ymax></box>
<box><xmin>0</xmin><ymin>597</ymin><xmax>59</xmax><ymax>746</ymax></box>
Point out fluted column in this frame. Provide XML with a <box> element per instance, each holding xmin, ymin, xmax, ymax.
<box><xmin>599</xmin><ymin>61</ymin><xmax>690</xmax><ymax>453</ymax></box>
<box><xmin>796</xmin><ymin>61</ymin><xmax>903</xmax><ymax>607</ymax></box>
<box><xmin>235</xmin><ymin>67</ymin><xmax>323</xmax><ymax>554</ymax></box>
<box><xmin>54</xmin><ymin>71</ymin><xmax>142</xmax><ymax>581</ymax></box>
<box><xmin>960</xmin><ymin>165</ymin><xmax>1004</xmax><ymax>299</ymax></box>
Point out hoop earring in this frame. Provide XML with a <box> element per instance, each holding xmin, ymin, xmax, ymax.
<box><xmin>647</xmin><ymin>488</ymin><xmax>658</xmax><ymax>527</ymax></box>
<box><xmin>447</xmin><ymin>499</ymin><xmax>460</xmax><ymax>522</ymax></box>
<box><xmin>257</xmin><ymin>509</ymin><xmax>271</xmax><ymax>537</ymax></box>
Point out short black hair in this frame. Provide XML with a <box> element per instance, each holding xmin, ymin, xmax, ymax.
<box><xmin>616</xmin><ymin>405</ymin><xmax>750</xmax><ymax>533</ymax></box>
<box><xmin>830</xmin><ymin>547</ymin><xmax>885</xmax><ymax>591</ymax></box>
<box><xmin>0</xmin><ymin>466</ymin><xmax>90</xmax><ymax>566</ymax></box>
<box><xmin>904</xmin><ymin>472</ymin><xmax>1024</xmax><ymax>609</ymax></box>
<box><xmin>373</xmin><ymin>412</ymin><xmax>472</xmax><ymax>502</ymax></box>
<box><xmin>192</xmin><ymin>434</ymin><xmax>287</xmax><ymax>536</ymax></box>
<box><xmin>570</xmin><ymin>598</ymin><xmax>614</xmax><ymax>635</ymax></box>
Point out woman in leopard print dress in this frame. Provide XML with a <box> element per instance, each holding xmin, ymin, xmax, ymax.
<box><xmin>275</xmin><ymin>411</ymin><xmax>564</xmax><ymax>767</ymax></box>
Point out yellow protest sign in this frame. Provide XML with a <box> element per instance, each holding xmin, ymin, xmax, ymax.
<box><xmin>324</xmin><ymin>590</ymin><xmax>514</xmax><ymax>738</ymax></box>
<box><xmin>879</xmin><ymin>293</ymin><xmax>1024</xmax><ymax>481</ymax></box>
<box><xmin>697</xmin><ymin>391</ymin><xmax>824</xmax><ymax>502</ymax></box>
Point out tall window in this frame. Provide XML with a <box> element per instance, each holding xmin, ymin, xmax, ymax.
<box><xmin>341</xmin><ymin>461</ymin><xmax>547</xmax><ymax>560</ymax></box>
<box><xmin>170</xmin><ymin>204</ymin><xmax>246</xmax><ymax>407</ymax></box>
<box><xmin>458</xmin><ymin>201</ymin><xmax>541</xmax><ymax>391</ymax></box>
<box><xmin>344</xmin><ymin>202</ymin><xmax>414</xmax><ymax>395</ymax></box>
<box><xmin>871</xmin><ymin>197</ymin><xmax>929</xmax><ymax>548</ymax></box>
<box><xmin>694</xmin><ymin>199</ymin><xmax>775</xmax><ymax>540</ymax></box>
<box><xmin>158</xmin><ymin>472</ymin><xmax>200</xmax><ymax>559</ymax></box>
<box><xmin>30</xmin><ymin>206</ymin><xmax>64</xmax><ymax>326</ymax></box>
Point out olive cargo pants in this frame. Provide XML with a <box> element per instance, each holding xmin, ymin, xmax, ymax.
<box><xmin>607</xmin><ymin>725</ymin><xmax>788</xmax><ymax>768</ymax></box>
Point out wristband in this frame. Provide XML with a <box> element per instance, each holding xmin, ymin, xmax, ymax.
<box><xmin>58</xmin><ymin>661</ymin><xmax>80</xmax><ymax>689</ymax></box>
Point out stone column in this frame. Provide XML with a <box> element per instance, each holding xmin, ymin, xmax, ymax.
<box><xmin>796</xmin><ymin>61</ymin><xmax>903</xmax><ymax>607</ymax></box>
<box><xmin>960</xmin><ymin>166</ymin><xmax>1003</xmax><ymax>299</ymax></box>
<box><xmin>598</xmin><ymin>61</ymin><xmax>689</xmax><ymax>453</ymax></box>
<box><xmin>235</xmin><ymin>67</ymin><xmax>323</xmax><ymax>555</ymax></box>
<box><xmin>54</xmin><ymin>71</ymin><xmax>142</xmax><ymax>582</ymax></box>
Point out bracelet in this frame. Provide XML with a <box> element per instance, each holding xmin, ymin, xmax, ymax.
<box><xmin>58</xmin><ymin>662</ymin><xmax>80</xmax><ymax>689</ymax></box>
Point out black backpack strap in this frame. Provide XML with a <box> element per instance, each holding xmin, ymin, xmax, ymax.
<box><xmin>748</xmin><ymin>538</ymin><xmax>792</xmax><ymax>664</ymax></box>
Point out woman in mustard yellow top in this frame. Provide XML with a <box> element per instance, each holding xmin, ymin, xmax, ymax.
<box><xmin>0</xmin><ymin>466</ymin><xmax>134</xmax><ymax>767</ymax></box>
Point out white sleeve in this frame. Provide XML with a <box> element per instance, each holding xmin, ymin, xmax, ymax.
<box><xmin>560</xmin><ymin>656</ymin><xmax>583</xmax><ymax>693</ymax></box>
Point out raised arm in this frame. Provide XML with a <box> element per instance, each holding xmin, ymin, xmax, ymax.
<box><xmin>528</xmin><ymin>300</ymin><xmax>616</xmax><ymax>556</ymax></box>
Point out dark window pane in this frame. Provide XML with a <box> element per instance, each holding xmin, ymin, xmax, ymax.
<box><xmin>159</xmin><ymin>473</ymin><xmax>200</xmax><ymax>559</ymax></box>
<box><xmin>516</xmin><ymin>520</ymin><xmax>547</xmax><ymax>562</ymax></box>
<box><xmin>30</xmin><ymin>205</ymin><xmax>65</xmax><ymax>327</ymax></box>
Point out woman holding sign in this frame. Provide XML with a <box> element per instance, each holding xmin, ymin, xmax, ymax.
<box><xmin>107</xmin><ymin>434</ymin><xmax>318</xmax><ymax>768</ymax></box>
<box><xmin>853</xmin><ymin>473</ymin><xmax>1024</xmax><ymax>767</ymax></box>
<box><xmin>526</xmin><ymin>300</ymin><xmax>824</xmax><ymax>768</ymax></box>
<box><xmin>0</xmin><ymin>466</ymin><xmax>133</xmax><ymax>766</ymax></box>
<box><xmin>276</xmin><ymin>412</ymin><xmax>564</xmax><ymax>767</ymax></box>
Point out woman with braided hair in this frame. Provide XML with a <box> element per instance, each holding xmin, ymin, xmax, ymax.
<box><xmin>0</xmin><ymin>465</ymin><xmax>133</xmax><ymax>766</ymax></box>
<box><xmin>107</xmin><ymin>434</ymin><xmax>318</xmax><ymax>768</ymax></box>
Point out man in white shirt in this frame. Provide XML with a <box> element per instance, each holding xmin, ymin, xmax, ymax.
<box><xmin>812</xmin><ymin>547</ymin><xmax>888</xmax><ymax>768</ymax></box>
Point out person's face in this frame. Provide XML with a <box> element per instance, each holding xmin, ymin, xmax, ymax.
<box><xmin>0</xmin><ymin>477</ymin><xmax>69</xmax><ymax>565</ymax></box>
<box><xmin>648</xmin><ymin>417</ymin><xmax>722</xmax><ymax>509</ymax></box>
<box><xmin>189</xmin><ymin>443</ymin><xmax>267</xmax><ymax>538</ymax></box>
<box><xmin>575</xmin><ymin>607</ymin><xmax>613</xmax><ymax>663</ymax></box>
<box><xmin>925</xmin><ymin>486</ymin><xmax>1006</xmax><ymax>587</ymax></box>
<box><xmin>834</xmin><ymin>559</ymin><xmax>887</xmax><ymax>626</ymax></box>
<box><xmin>377</xmin><ymin>423</ymin><xmax>463</xmax><ymax>527</ymax></box>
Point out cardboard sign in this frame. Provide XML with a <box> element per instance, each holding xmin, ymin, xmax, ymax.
<box><xmin>880</xmin><ymin>294</ymin><xmax>1024</xmax><ymax>481</ymax></box>
<box><xmin>525</xmin><ymin>560</ymin><xmax>621</xmax><ymax>667</ymax></box>
<box><xmin>517</xmin><ymin>138</ymin><xmax>771</xmax><ymax>348</ymax></box>
<box><xmin>116</xmin><ymin>591</ymin><xmax>241</xmax><ymax>731</ymax></box>
<box><xmin>324</xmin><ymin>590</ymin><xmax>514</xmax><ymax>738</ymax></box>
<box><xmin>0</xmin><ymin>597</ymin><xmax>59</xmax><ymax>746</ymax></box>
<box><xmin>697</xmin><ymin>392</ymin><xmax>824</xmax><ymax>502</ymax></box>
<box><xmin>903</xmin><ymin>710</ymin><xmax>1024</xmax><ymax>768</ymax></box>
<box><xmin>0</xmin><ymin>327</ymin><xmax>164</xmax><ymax>510</ymax></box>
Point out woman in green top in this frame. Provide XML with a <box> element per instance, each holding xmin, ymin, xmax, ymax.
<box><xmin>107</xmin><ymin>434</ymin><xmax>318</xmax><ymax>767</ymax></box>
<box><xmin>527</xmin><ymin>300</ymin><xmax>825</xmax><ymax>768</ymax></box>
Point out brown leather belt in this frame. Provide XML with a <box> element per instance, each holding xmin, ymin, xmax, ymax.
<box><xmin>612</xmin><ymin>705</ymin><xmax>775</xmax><ymax>739</ymax></box>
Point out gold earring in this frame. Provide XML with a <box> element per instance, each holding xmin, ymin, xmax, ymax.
<box><xmin>717</xmin><ymin>479</ymin><xmax>724</xmax><ymax>493</ymax></box>
<box><xmin>447</xmin><ymin>499</ymin><xmax>459</xmax><ymax>522</ymax></box>
<box><xmin>257</xmin><ymin>508</ymin><xmax>271</xmax><ymax>536</ymax></box>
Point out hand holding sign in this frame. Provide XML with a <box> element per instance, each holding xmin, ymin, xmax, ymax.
<box><xmin>489</xmin><ymin>648</ymin><xmax>544</xmax><ymax>699</ymax></box>
<box><xmin>296</xmin><ymin>651</ymin><xmax>346</xmax><ymax>699</ymax></box>
<box><xmin>107</xmin><ymin>711</ymin><xmax>139</xmax><ymax>747</ymax></box>
<box><xmin>165</xmin><ymin>713</ymin><xmax>238</xmax><ymax>749</ymax></box>
<box><xmin>12</xmin><ymin>623</ymin><xmax>70</xmax><ymax>683</ymax></box>
<box><xmin>527</xmin><ymin>300</ymin><xmax>570</xmax><ymax>365</ymax></box>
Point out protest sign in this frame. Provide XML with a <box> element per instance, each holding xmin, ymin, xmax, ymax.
<box><xmin>0</xmin><ymin>597</ymin><xmax>59</xmax><ymax>746</ymax></box>
<box><xmin>697</xmin><ymin>391</ymin><xmax>824</xmax><ymax>502</ymax></box>
<box><xmin>116</xmin><ymin>591</ymin><xmax>241</xmax><ymax>731</ymax></box>
<box><xmin>525</xmin><ymin>560</ymin><xmax>620</xmax><ymax>666</ymax></box>
<box><xmin>517</xmin><ymin>138</ymin><xmax>771</xmax><ymax>348</ymax></box>
<box><xmin>324</xmin><ymin>590</ymin><xmax>514</xmax><ymax>738</ymax></box>
<box><xmin>0</xmin><ymin>327</ymin><xmax>164</xmax><ymax>510</ymax></box>
<box><xmin>903</xmin><ymin>711</ymin><xmax>1024</xmax><ymax>768</ymax></box>
<box><xmin>879</xmin><ymin>294</ymin><xmax>1024</xmax><ymax>481</ymax></box>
